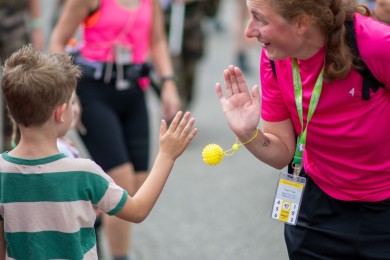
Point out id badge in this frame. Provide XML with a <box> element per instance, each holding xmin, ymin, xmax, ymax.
<box><xmin>115</xmin><ymin>44</ymin><xmax>133</xmax><ymax>65</ymax></box>
<box><xmin>270</xmin><ymin>172</ymin><xmax>306</xmax><ymax>225</ymax></box>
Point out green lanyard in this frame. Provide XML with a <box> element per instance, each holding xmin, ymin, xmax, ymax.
<box><xmin>292</xmin><ymin>58</ymin><xmax>324</xmax><ymax>174</ymax></box>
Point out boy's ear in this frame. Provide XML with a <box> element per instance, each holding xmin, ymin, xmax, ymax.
<box><xmin>54</xmin><ymin>103</ymin><xmax>67</xmax><ymax>123</ymax></box>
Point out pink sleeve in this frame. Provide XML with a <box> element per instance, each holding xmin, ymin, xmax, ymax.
<box><xmin>355</xmin><ymin>14</ymin><xmax>390</xmax><ymax>89</ymax></box>
<box><xmin>260</xmin><ymin>49</ymin><xmax>291</xmax><ymax>122</ymax></box>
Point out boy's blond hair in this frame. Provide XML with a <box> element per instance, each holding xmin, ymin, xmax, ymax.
<box><xmin>1</xmin><ymin>45</ymin><xmax>81</xmax><ymax>127</ymax></box>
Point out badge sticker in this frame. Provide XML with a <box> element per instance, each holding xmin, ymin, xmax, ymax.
<box><xmin>271</xmin><ymin>172</ymin><xmax>306</xmax><ymax>225</ymax></box>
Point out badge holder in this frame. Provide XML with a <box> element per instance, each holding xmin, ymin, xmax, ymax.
<box><xmin>270</xmin><ymin>170</ymin><xmax>306</xmax><ymax>225</ymax></box>
<box><xmin>271</xmin><ymin>58</ymin><xmax>323</xmax><ymax>226</ymax></box>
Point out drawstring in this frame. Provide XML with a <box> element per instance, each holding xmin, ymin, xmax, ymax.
<box><xmin>115</xmin><ymin>62</ymin><xmax>130</xmax><ymax>90</ymax></box>
<box><xmin>103</xmin><ymin>61</ymin><xmax>113</xmax><ymax>84</ymax></box>
<box><xmin>103</xmin><ymin>61</ymin><xmax>129</xmax><ymax>90</ymax></box>
<box><xmin>103</xmin><ymin>45</ymin><xmax>130</xmax><ymax>90</ymax></box>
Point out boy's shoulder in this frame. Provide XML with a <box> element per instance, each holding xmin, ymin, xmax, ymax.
<box><xmin>48</xmin><ymin>156</ymin><xmax>107</xmax><ymax>177</ymax></box>
<box><xmin>0</xmin><ymin>153</ymin><xmax>107</xmax><ymax>177</ymax></box>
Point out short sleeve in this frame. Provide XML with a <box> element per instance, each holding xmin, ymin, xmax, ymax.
<box><xmin>260</xmin><ymin>49</ymin><xmax>291</xmax><ymax>122</ymax></box>
<box><xmin>94</xmin><ymin>170</ymin><xmax>129</xmax><ymax>215</ymax></box>
<box><xmin>355</xmin><ymin>14</ymin><xmax>390</xmax><ymax>90</ymax></box>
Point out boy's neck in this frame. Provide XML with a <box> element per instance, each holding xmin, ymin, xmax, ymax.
<box><xmin>9</xmin><ymin>145</ymin><xmax>59</xmax><ymax>159</ymax></box>
<box><xmin>8</xmin><ymin>125</ymin><xmax>61</xmax><ymax>159</ymax></box>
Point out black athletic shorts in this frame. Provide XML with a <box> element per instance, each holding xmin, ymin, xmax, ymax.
<box><xmin>285</xmin><ymin>170</ymin><xmax>390</xmax><ymax>260</ymax></box>
<box><xmin>76</xmin><ymin>76</ymin><xmax>149</xmax><ymax>172</ymax></box>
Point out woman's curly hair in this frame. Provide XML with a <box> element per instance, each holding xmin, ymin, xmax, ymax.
<box><xmin>272</xmin><ymin>0</ymin><xmax>370</xmax><ymax>81</ymax></box>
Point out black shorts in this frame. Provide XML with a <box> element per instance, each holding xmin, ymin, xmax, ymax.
<box><xmin>76</xmin><ymin>76</ymin><xmax>149</xmax><ymax>172</ymax></box>
<box><xmin>285</xmin><ymin>170</ymin><xmax>390</xmax><ymax>260</ymax></box>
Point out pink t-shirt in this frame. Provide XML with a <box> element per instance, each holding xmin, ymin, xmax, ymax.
<box><xmin>260</xmin><ymin>14</ymin><xmax>390</xmax><ymax>202</ymax></box>
<box><xmin>80</xmin><ymin>0</ymin><xmax>152</xmax><ymax>63</ymax></box>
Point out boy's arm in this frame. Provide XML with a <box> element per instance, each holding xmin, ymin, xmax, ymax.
<box><xmin>115</xmin><ymin>111</ymin><xmax>197</xmax><ymax>223</ymax></box>
<box><xmin>0</xmin><ymin>220</ymin><xmax>5</xmax><ymax>260</ymax></box>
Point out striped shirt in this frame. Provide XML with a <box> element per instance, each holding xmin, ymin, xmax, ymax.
<box><xmin>0</xmin><ymin>152</ymin><xmax>128</xmax><ymax>259</ymax></box>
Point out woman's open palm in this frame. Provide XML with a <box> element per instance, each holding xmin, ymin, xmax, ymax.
<box><xmin>216</xmin><ymin>66</ymin><xmax>261</xmax><ymax>135</ymax></box>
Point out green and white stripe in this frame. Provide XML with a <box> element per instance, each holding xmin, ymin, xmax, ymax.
<box><xmin>0</xmin><ymin>153</ymin><xmax>128</xmax><ymax>259</ymax></box>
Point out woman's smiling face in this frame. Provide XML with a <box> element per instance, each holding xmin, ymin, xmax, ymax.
<box><xmin>245</xmin><ymin>0</ymin><xmax>305</xmax><ymax>60</ymax></box>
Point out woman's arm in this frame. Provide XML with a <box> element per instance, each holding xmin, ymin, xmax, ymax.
<box><xmin>49</xmin><ymin>0</ymin><xmax>98</xmax><ymax>53</ymax></box>
<box><xmin>149</xmin><ymin>0</ymin><xmax>181</xmax><ymax>120</ymax></box>
<box><xmin>28</xmin><ymin>0</ymin><xmax>44</xmax><ymax>50</ymax></box>
<box><xmin>245</xmin><ymin>119</ymin><xmax>296</xmax><ymax>170</ymax></box>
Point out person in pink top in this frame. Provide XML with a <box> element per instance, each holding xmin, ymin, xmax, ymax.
<box><xmin>49</xmin><ymin>0</ymin><xmax>181</xmax><ymax>259</ymax></box>
<box><xmin>216</xmin><ymin>0</ymin><xmax>390</xmax><ymax>259</ymax></box>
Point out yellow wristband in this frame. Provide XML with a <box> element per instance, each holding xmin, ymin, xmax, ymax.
<box><xmin>240</xmin><ymin>128</ymin><xmax>259</xmax><ymax>145</ymax></box>
<box><xmin>227</xmin><ymin>127</ymin><xmax>259</xmax><ymax>153</ymax></box>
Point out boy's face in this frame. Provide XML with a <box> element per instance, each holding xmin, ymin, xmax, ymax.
<box><xmin>63</xmin><ymin>91</ymin><xmax>77</xmax><ymax>132</ymax></box>
<box><xmin>70</xmin><ymin>93</ymin><xmax>81</xmax><ymax>129</ymax></box>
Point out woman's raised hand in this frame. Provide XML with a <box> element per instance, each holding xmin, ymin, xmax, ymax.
<box><xmin>215</xmin><ymin>66</ymin><xmax>261</xmax><ymax>136</ymax></box>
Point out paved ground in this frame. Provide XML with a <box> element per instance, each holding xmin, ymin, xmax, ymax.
<box><xmin>40</xmin><ymin>0</ymin><xmax>290</xmax><ymax>259</ymax></box>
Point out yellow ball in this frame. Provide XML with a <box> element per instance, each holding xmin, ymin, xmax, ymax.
<box><xmin>202</xmin><ymin>144</ymin><xmax>224</xmax><ymax>165</ymax></box>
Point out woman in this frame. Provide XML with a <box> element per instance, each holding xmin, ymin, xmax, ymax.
<box><xmin>49</xmin><ymin>0</ymin><xmax>180</xmax><ymax>259</ymax></box>
<box><xmin>216</xmin><ymin>0</ymin><xmax>390</xmax><ymax>258</ymax></box>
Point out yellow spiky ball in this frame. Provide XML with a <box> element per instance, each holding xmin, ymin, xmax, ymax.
<box><xmin>202</xmin><ymin>144</ymin><xmax>224</xmax><ymax>165</ymax></box>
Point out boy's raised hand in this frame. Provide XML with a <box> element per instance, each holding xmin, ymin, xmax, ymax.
<box><xmin>159</xmin><ymin>111</ymin><xmax>198</xmax><ymax>160</ymax></box>
<box><xmin>116</xmin><ymin>111</ymin><xmax>197</xmax><ymax>223</ymax></box>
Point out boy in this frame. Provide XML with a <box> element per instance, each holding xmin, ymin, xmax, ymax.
<box><xmin>0</xmin><ymin>45</ymin><xmax>197</xmax><ymax>259</ymax></box>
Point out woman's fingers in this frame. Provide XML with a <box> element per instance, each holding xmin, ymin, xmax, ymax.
<box><xmin>223</xmin><ymin>69</ymin><xmax>233</xmax><ymax>97</ymax></box>
<box><xmin>227</xmin><ymin>66</ymin><xmax>239</xmax><ymax>94</ymax></box>
<box><xmin>218</xmin><ymin>66</ymin><xmax>250</xmax><ymax>105</ymax></box>
<box><xmin>233</xmin><ymin>67</ymin><xmax>248</xmax><ymax>93</ymax></box>
<box><xmin>215</xmin><ymin>82</ymin><xmax>226</xmax><ymax>104</ymax></box>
